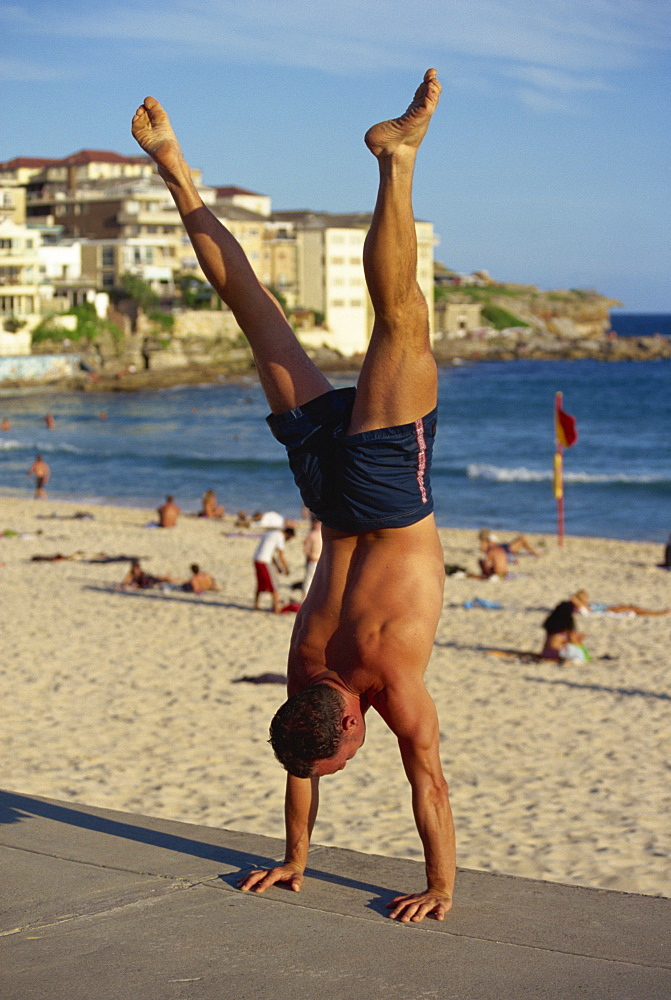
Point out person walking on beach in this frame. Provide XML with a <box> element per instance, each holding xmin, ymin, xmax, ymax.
<box><xmin>132</xmin><ymin>68</ymin><xmax>455</xmax><ymax>922</ymax></box>
<box><xmin>27</xmin><ymin>454</ymin><xmax>50</xmax><ymax>499</ymax></box>
<box><xmin>253</xmin><ymin>525</ymin><xmax>294</xmax><ymax>613</ymax></box>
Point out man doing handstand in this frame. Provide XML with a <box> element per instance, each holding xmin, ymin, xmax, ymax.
<box><xmin>132</xmin><ymin>68</ymin><xmax>455</xmax><ymax>923</ymax></box>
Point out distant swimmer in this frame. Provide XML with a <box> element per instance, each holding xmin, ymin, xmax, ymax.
<box><xmin>27</xmin><ymin>454</ymin><xmax>50</xmax><ymax>499</ymax></box>
<box><xmin>44</xmin><ymin>413</ymin><xmax>55</xmax><ymax>430</ymax></box>
<box><xmin>133</xmin><ymin>68</ymin><xmax>455</xmax><ymax>922</ymax></box>
<box><xmin>1</xmin><ymin>418</ymin><xmax>10</xmax><ymax>432</ymax></box>
<box><xmin>157</xmin><ymin>494</ymin><xmax>180</xmax><ymax>527</ymax></box>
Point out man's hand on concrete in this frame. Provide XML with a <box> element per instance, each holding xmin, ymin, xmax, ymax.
<box><xmin>386</xmin><ymin>888</ymin><xmax>453</xmax><ymax>923</ymax></box>
<box><xmin>238</xmin><ymin>863</ymin><xmax>304</xmax><ymax>894</ymax></box>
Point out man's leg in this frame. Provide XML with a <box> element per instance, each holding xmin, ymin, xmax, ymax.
<box><xmin>348</xmin><ymin>69</ymin><xmax>441</xmax><ymax>435</ymax></box>
<box><xmin>132</xmin><ymin>100</ymin><xmax>331</xmax><ymax>414</ymax></box>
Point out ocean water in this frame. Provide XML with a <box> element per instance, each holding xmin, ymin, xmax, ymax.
<box><xmin>1</xmin><ymin>358</ymin><xmax>669</xmax><ymax>542</ymax></box>
<box><xmin>609</xmin><ymin>312</ymin><xmax>671</xmax><ymax>338</ymax></box>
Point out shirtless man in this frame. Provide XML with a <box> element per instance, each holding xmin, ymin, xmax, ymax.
<box><xmin>27</xmin><ymin>454</ymin><xmax>50</xmax><ymax>499</ymax></box>
<box><xmin>476</xmin><ymin>528</ymin><xmax>538</xmax><ymax>579</ymax></box>
<box><xmin>157</xmin><ymin>494</ymin><xmax>180</xmax><ymax>527</ymax></box>
<box><xmin>184</xmin><ymin>563</ymin><xmax>220</xmax><ymax>594</ymax></box>
<box><xmin>132</xmin><ymin>68</ymin><xmax>455</xmax><ymax>922</ymax></box>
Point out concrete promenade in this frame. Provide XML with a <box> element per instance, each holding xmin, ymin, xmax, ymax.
<box><xmin>2</xmin><ymin>789</ymin><xmax>670</xmax><ymax>999</ymax></box>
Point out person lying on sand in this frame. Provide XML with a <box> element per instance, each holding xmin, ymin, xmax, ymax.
<box><xmin>570</xmin><ymin>589</ymin><xmax>669</xmax><ymax>617</ymax></box>
<box><xmin>118</xmin><ymin>558</ymin><xmax>177</xmax><ymax>590</ymax></box>
<box><xmin>182</xmin><ymin>563</ymin><xmax>220</xmax><ymax>594</ymax></box>
<box><xmin>133</xmin><ymin>68</ymin><xmax>454</xmax><ymax>922</ymax></box>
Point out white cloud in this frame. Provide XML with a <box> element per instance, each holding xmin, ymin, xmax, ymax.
<box><xmin>2</xmin><ymin>0</ymin><xmax>669</xmax><ymax>106</ymax></box>
<box><xmin>0</xmin><ymin>56</ymin><xmax>79</xmax><ymax>82</ymax></box>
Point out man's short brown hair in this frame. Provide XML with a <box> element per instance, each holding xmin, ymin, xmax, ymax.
<box><xmin>269</xmin><ymin>685</ymin><xmax>344</xmax><ymax>778</ymax></box>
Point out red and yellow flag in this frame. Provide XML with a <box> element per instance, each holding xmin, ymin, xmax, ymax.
<box><xmin>555</xmin><ymin>396</ymin><xmax>578</xmax><ymax>448</ymax></box>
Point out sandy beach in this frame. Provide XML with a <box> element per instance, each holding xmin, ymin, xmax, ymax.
<box><xmin>1</xmin><ymin>494</ymin><xmax>669</xmax><ymax>897</ymax></box>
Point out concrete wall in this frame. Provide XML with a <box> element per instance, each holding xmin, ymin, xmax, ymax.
<box><xmin>0</xmin><ymin>353</ymin><xmax>81</xmax><ymax>383</ymax></box>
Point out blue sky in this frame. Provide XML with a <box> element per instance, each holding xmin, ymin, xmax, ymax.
<box><xmin>1</xmin><ymin>0</ymin><xmax>669</xmax><ymax>311</ymax></box>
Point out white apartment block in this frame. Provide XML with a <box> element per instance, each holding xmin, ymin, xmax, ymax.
<box><xmin>292</xmin><ymin>215</ymin><xmax>436</xmax><ymax>356</ymax></box>
<box><xmin>0</xmin><ymin>218</ymin><xmax>41</xmax><ymax>318</ymax></box>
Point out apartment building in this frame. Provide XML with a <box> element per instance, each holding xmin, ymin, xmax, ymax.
<box><xmin>0</xmin><ymin>186</ymin><xmax>27</xmax><ymax>225</ymax></box>
<box><xmin>274</xmin><ymin>211</ymin><xmax>437</xmax><ymax>355</ymax></box>
<box><xmin>0</xmin><ymin>150</ymin><xmax>154</xmax><ymax>194</ymax></box>
<box><xmin>3</xmin><ymin>149</ymin><xmax>439</xmax><ymax>357</ymax></box>
<box><xmin>0</xmin><ymin>217</ymin><xmax>41</xmax><ymax>319</ymax></box>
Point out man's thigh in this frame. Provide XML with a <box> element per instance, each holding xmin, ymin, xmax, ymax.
<box><xmin>348</xmin><ymin>331</ymin><xmax>437</xmax><ymax>434</ymax></box>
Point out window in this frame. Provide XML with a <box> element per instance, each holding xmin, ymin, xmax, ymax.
<box><xmin>102</xmin><ymin>247</ymin><xmax>115</xmax><ymax>266</ymax></box>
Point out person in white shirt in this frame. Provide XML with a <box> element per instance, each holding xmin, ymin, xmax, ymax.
<box><xmin>253</xmin><ymin>527</ymin><xmax>295</xmax><ymax>613</ymax></box>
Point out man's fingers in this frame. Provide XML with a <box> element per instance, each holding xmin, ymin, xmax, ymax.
<box><xmin>386</xmin><ymin>892</ymin><xmax>451</xmax><ymax>922</ymax></box>
<box><xmin>237</xmin><ymin>867</ymin><xmax>303</xmax><ymax>894</ymax></box>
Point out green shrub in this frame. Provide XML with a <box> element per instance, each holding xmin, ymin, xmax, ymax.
<box><xmin>481</xmin><ymin>304</ymin><xmax>529</xmax><ymax>330</ymax></box>
<box><xmin>148</xmin><ymin>310</ymin><xmax>175</xmax><ymax>332</ymax></box>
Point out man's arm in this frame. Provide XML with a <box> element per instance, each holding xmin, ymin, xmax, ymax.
<box><xmin>238</xmin><ymin>773</ymin><xmax>319</xmax><ymax>893</ymax></box>
<box><xmin>372</xmin><ymin>680</ymin><xmax>456</xmax><ymax>922</ymax></box>
<box><xmin>274</xmin><ymin>550</ymin><xmax>290</xmax><ymax>575</ymax></box>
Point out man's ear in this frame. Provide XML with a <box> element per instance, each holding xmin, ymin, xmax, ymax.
<box><xmin>341</xmin><ymin>714</ymin><xmax>358</xmax><ymax>732</ymax></box>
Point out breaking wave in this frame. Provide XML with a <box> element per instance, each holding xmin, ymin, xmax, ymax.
<box><xmin>466</xmin><ymin>464</ymin><xmax>664</xmax><ymax>484</ymax></box>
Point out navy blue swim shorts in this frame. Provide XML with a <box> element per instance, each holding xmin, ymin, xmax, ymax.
<box><xmin>266</xmin><ymin>387</ymin><xmax>437</xmax><ymax>533</ymax></box>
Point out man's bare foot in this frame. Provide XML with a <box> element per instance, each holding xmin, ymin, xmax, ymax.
<box><xmin>365</xmin><ymin>68</ymin><xmax>441</xmax><ymax>158</ymax></box>
<box><xmin>131</xmin><ymin>97</ymin><xmax>185</xmax><ymax>182</ymax></box>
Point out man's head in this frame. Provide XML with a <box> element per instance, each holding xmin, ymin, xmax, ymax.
<box><xmin>190</xmin><ymin>563</ymin><xmax>200</xmax><ymax>575</ymax></box>
<box><xmin>284</xmin><ymin>526</ymin><xmax>296</xmax><ymax>542</ymax></box>
<box><xmin>269</xmin><ymin>684</ymin><xmax>364</xmax><ymax>778</ymax></box>
<box><xmin>572</xmin><ymin>589</ymin><xmax>590</xmax><ymax>612</ymax></box>
<box><xmin>478</xmin><ymin>528</ymin><xmax>499</xmax><ymax>550</ymax></box>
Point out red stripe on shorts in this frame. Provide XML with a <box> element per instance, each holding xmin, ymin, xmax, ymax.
<box><xmin>414</xmin><ymin>418</ymin><xmax>428</xmax><ymax>503</ymax></box>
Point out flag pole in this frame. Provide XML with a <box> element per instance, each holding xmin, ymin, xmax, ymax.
<box><xmin>554</xmin><ymin>392</ymin><xmax>565</xmax><ymax>547</ymax></box>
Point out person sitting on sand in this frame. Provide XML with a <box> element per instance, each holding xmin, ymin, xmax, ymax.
<box><xmin>27</xmin><ymin>454</ymin><xmax>50</xmax><ymax>500</ymax></box>
<box><xmin>119</xmin><ymin>558</ymin><xmax>175</xmax><ymax>590</ymax></box>
<box><xmin>234</xmin><ymin>510</ymin><xmax>251</xmax><ymax>528</ymax></box>
<box><xmin>133</xmin><ymin>68</ymin><xmax>455</xmax><ymax>922</ymax></box>
<box><xmin>183</xmin><ymin>563</ymin><xmax>220</xmax><ymax>594</ymax></box>
<box><xmin>660</xmin><ymin>534</ymin><xmax>671</xmax><ymax>570</ymax></box>
<box><xmin>157</xmin><ymin>494</ymin><xmax>180</xmax><ymax>527</ymax></box>
<box><xmin>199</xmin><ymin>488</ymin><xmax>225</xmax><ymax>519</ymax></box>
<box><xmin>541</xmin><ymin>594</ymin><xmax>588</xmax><ymax>662</ymax></box>
<box><xmin>474</xmin><ymin>528</ymin><xmax>538</xmax><ymax>579</ymax></box>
